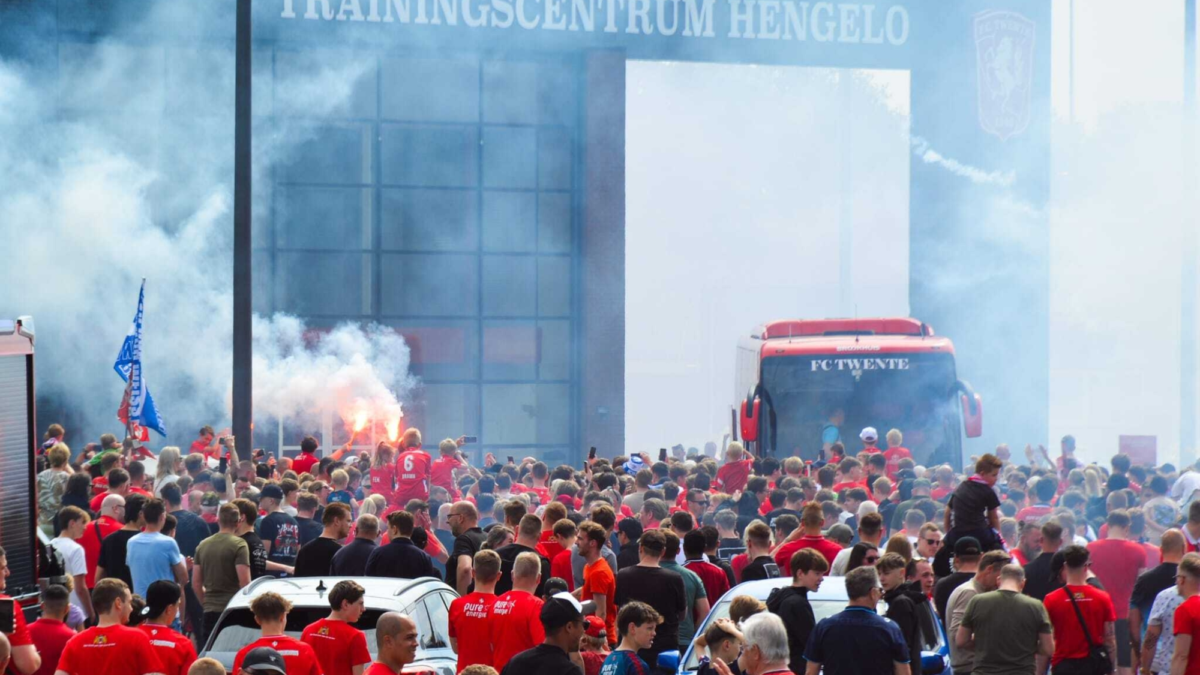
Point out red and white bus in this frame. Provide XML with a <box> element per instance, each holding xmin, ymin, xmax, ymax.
<box><xmin>735</xmin><ymin>317</ymin><xmax>983</xmax><ymax>468</ymax></box>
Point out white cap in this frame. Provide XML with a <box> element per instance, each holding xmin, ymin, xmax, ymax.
<box><xmin>860</xmin><ymin>427</ymin><xmax>878</xmax><ymax>442</ymax></box>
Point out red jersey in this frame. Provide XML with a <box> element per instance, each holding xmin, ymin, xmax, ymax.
<box><xmin>394</xmin><ymin>450</ymin><xmax>433</xmax><ymax>504</ymax></box>
<box><xmin>1175</xmin><ymin>596</ymin><xmax>1200</xmax><ymax>675</ymax></box>
<box><xmin>79</xmin><ymin>515</ymin><xmax>122</xmax><ymax>587</ymax></box>
<box><xmin>292</xmin><ymin>452</ymin><xmax>320</xmax><ymax>477</ymax></box>
<box><xmin>1045</xmin><ymin>585</ymin><xmax>1115</xmax><ymax>665</ymax></box>
<box><xmin>537</xmin><ymin>531</ymin><xmax>565</xmax><ymax>561</ymax></box>
<box><xmin>449</xmin><ymin>592</ymin><xmax>497</xmax><ymax>672</ymax></box>
<box><xmin>526</xmin><ymin>486</ymin><xmax>551</xmax><ymax>506</ymax></box>
<box><xmin>551</xmin><ymin>549</ymin><xmax>575</xmax><ymax>591</ymax></box>
<box><xmin>233</xmin><ymin>636</ymin><xmax>321</xmax><ymax>675</ymax></box>
<box><xmin>363</xmin><ymin>663</ymin><xmax>399</xmax><ymax>675</ymax></box>
<box><xmin>4</xmin><ymin>593</ymin><xmax>34</xmax><ymax>652</ymax></box>
<box><xmin>683</xmin><ymin>559</ymin><xmax>731</xmax><ymax>607</ymax></box>
<box><xmin>930</xmin><ymin>486</ymin><xmax>953</xmax><ymax>501</ymax></box>
<box><xmin>831</xmin><ymin>480</ymin><xmax>867</xmax><ymax>494</ymax></box>
<box><xmin>1087</xmin><ymin>539</ymin><xmax>1147</xmax><ymax>619</ymax></box>
<box><xmin>1016</xmin><ymin>504</ymin><xmax>1055</xmax><ymax>523</ymax></box>
<box><xmin>29</xmin><ymin>617</ymin><xmax>72</xmax><ymax>675</ymax></box>
<box><xmin>301</xmin><ymin>618</ymin><xmax>372</xmax><ymax>675</ymax></box>
<box><xmin>731</xmin><ymin>553</ymin><xmax>749</xmax><ymax>582</ymax></box>
<box><xmin>582</xmin><ymin>559</ymin><xmax>618</xmax><ymax>647</ymax></box>
<box><xmin>57</xmin><ymin>625</ymin><xmax>165</xmax><ymax>675</ymax></box>
<box><xmin>716</xmin><ymin>458</ymin><xmax>754</xmax><ymax>494</ymax></box>
<box><xmin>137</xmin><ymin>624</ymin><xmax>197</xmax><ymax>675</ymax></box>
<box><xmin>489</xmin><ymin>590</ymin><xmax>545</xmax><ymax>671</ymax></box>
<box><xmin>369</xmin><ymin>464</ymin><xmax>397</xmax><ymax>504</ymax></box>
<box><xmin>431</xmin><ymin>456</ymin><xmax>464</xmax><ymax>499</ymax></box>
<box><xmin>1012</xmin><ymin>549</ymin><xmax>1029</xmax><ymax>566</ymax></box>
<box><xmin>882</xmin><ymin>447</ymin><xmax>912</xmax><ymax>480</ymax></box>
<box><xmin>774</xmin><ymin>536</ymin><xmax>843</xmax><ymax>576</ymax></box>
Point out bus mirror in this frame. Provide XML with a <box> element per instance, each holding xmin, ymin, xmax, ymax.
<box><xmin>961</xmin><ymin>393</ymin><xmax>983</xmax><ymax>438</ymax></box>
<box><xmin>740</xmin><ymin>395</ymin><xmax>759</xmax><ymax>442</ymax></box>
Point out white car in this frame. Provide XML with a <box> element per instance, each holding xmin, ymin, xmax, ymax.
<box><xmin>200</xmin><ymin>576</ymin><xmax>458</xmax><ymax>674</ymax></box>
<box><xmin>664</xmin><ymin>576</ymin><xmax>950</xmax><ymax>675</ymax></box>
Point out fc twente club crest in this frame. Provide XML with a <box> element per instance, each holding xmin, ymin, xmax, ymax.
<box><xmin>974</xmin><ymin>9</ymin><xmax>1036</xmax><ymax>141</ymax></box>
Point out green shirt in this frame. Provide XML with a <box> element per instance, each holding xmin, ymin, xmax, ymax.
<box><xmin>661</xmin><ymin>561</ymin><xmax>704</xmax><ymax>647</ymax></box>
<box><xmin>961</xmin><ymin>589</ymin><xmax>1051</xmax><ymax>675</ymax></box>
<box><xmin>194</xmin><ymin>532</ymin><xmax>251</xmax><ymax>613</ymax></box>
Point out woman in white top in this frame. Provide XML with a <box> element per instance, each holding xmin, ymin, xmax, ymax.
<box><xmin>153</xmin><ymin>446</ymin><xmax>183</xmax><ymax>496</ymax></box>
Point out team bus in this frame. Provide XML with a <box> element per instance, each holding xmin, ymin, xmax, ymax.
<box><xmin>735</xmin><ymin>317</ymin><xmax>982</xmax><ymax>468</ymax></box>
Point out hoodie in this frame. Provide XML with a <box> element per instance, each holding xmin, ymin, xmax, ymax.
<box><xmin>766</xmin><ymin>585</ymin><xmax>815</xmax><ymax>674</ymax></box>
<box><xmin>884</xmin><ymin>581</ymin><xmax>926</xmax><ymax>673</ymax></box>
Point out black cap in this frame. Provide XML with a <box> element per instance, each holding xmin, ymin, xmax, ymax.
<box><xmin>540</xmin><ymin>592</ymin><xmax>583</xmax><ymax>632</ymax></box>
<box><xmin>260</xmin><ymin>484</ymin><xmax>284</xmax><ymax>501</ymax></box>
<box><xmin>242</xmin><ymin>647</ymin><xmax>287</xmax><ymax>674</ymax></box>
<box><xmin>954</xmin><ymin>536</ymin><xmax>982</xmax><ymax>557</ymax></box>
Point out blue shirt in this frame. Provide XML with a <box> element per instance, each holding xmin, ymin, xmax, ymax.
<box><xmin>600</xmin><ymin>649</ymin><xmax>651</xmax><ymax>675</ymax></box>
<box><xmin>805</xmin><ymin>606</ymin><xmax>910</xmax><ymax>675</ymax></box>
<box><xmin>126</xmin><ymin>532</ymin><xmax>184</xmax><ymax>599</ymax></box>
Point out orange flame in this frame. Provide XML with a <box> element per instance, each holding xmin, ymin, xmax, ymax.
<box><xmin>353</xmin><ymin>410</ymin><xmax>370</xmax><ymax>434</ymax></box>
<box><xmin>385</xmin><ymin>417</ymin><xmax>402</xmax><ymax>443</ymax></box>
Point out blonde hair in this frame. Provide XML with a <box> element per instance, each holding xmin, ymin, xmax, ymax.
<box><xmin>156</xmin><ymin>447</ymin><xmax>182</xmax><ymax>482</ymax></box>
<box><xmin>401</xmin><ymin>428</ymin><xmax>422</xmax><ymax>449</ymax></box>
<box><xmin>331</xmin><ymin>469</ymin><xmax>349</xmax><ymax>489</ymax></box>
<box><xmin>47</xmin><ymin>443</ymin><xmax>71</xmax><ymax>469</ymax></box>
<box><xmin>373</xmin><ymin>442</ymin><xmax>396</xmax><ymax>469</ymax></box>
<box><xmin>886</xmin><ymin>429</ymin><xmax>903</xmax><ymax>447</ymax></box>
<box><xmin>361</xmin><ymin>493</ymin><xmax>387</xmax><ymax>517</ymax></box>
<box><xmin>726</xmin><ymin>442</ymin><xmax>745</xmax><ymax>460</ymax></box>
<box><xmin>187</xmin><ymin>658</ymin><xmax>228</xmax><ymax>675</ymax></box>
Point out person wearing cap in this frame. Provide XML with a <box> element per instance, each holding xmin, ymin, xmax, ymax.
<box><xmin>137</xmin><ymin>581</ymin><xmax>197</xmax><ymax>675</ymax></box>
<box><xmin>232</xmin><ymin>593</ymin><xmax>321</xmax><ymax>675</ymax></box>
<box><xmin>500</xmin><ymin>592</ymin><xmax>585</xmax><ymax>675</ymax></box>
<box><xmin>860</xmin><ymin>427</ymin><xmax>882</xmax><ymax>454</ymax></box>
<box><xmin>490</xmin><ymin>552</ymin><xmax>547</xmax><ymax>671</ymax></box>
<box><xmin>578</xmin><ymin>616</ymin><xmax>610</xmax><ymax>675</ymax></box>
<box><xmin>300</xmin><ymin>580</ymin><xmax>371</xmax><ymax>675</ymax></box>
<box><xmin>54</xmin><ymin>579</ymin><xmax>165</xmax><ymax>675</ymax></box>
<box><xmin>600</xmin><ymin>601</ymin><xmax>661</xmax><ymax>675</ymax></box>
<box><xmin>933</xmin><ymin>536</ymin><xmax>984</xmax><ymax>621</ymax></box>
<box><xmin>256</xmin><ymin>484</ymin><xmax>301</xmax><ymax>576</ymax></box>
<box><xmin>449</xmin><ymin>550</ymin><xmax>501</xmax><ymax>673</ymax></box>
<box><xmin>364</xmin><ymin>613</ymin><xmax>419</xmax><ymax>675</ymax></box>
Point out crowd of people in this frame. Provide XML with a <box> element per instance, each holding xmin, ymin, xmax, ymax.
<box><xmin>20</xmin><ymin>421</ymin><xmax>1200</xmax><ymax>675</ymax></box>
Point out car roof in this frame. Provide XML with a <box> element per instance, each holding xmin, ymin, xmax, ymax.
<box><xmin>712</xmin><ymin>575</ymin><xmax>851</xmax><ymax>606</ymax></box>
<box><xmin>224</xmin><ymin>576</ymin><xmax>453</xmax><ymax>610</ymax></box>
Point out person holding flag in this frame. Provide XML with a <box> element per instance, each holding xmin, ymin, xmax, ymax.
<box><xmin>114</xmin><ymin>280</ymin><xmax>167</xmax><ymax>442</ymax></box>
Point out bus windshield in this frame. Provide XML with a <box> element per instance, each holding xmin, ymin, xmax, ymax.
<box><xmin>759</xmin><ymin>352</ymin><xmax>960</xmax><ymax>465</ymax></box>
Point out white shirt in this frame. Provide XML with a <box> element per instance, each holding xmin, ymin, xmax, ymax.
<box><xmin>830</xmin><ymin>547</ymin><xmax>853</xmax><ymax>576</ymax></box>
<box><xmin>49</xmin><ymin>536</ymin><xmax>88</xmax><ymax>610</ymax></box>
<box><xmin>1172</xmin><ymin>471</ymin><xmax>1200</xmax><ymax>506</ymax></box>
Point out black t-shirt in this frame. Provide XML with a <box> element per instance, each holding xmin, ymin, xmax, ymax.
<box><xmin>717</xmin><ymin>537</ymin><xmax>746</xmax><ymax>561</ymax></box>
<box><xmin>293</xmin><ymin>537</ymin><xmax>342</xmax><ymax>577</ymax></box>
<box><xmin>764</xmin><ymin>508</ymin><xmax>802</xmax><ymax>528</ymax></box>
<box><xmin>948</xmin><ymin>480</ymin><xmax>1000</xmax><ymax>532</ymax></box>
<box><xmin>96</xmin><ymin>529</ymin><xmax>139</xmax><ymax>586</ymax></box>
<box><xmin>171</xmin><ymin>509</ymin><xmax>211</xmax><ymax>558</ymax></box>
<box><xmin>241</xmin><ymin>531</ymin><xmax>269</xmax><ymax>579</ymax></box>
<box><xmin>257</xmin><ymin>511</ymin><xmax>301</xmax><ymax>566</ymax></box>
<box><xmin>741</xmin><ymin>555</ymin><xmax>781</xmax><ymax>582</ymax></box>
<box><xmin>495</xmin><ymin>543</ymin><xmax>551</xmax><ymax>596</ymax></box>
<box><xmin>1131</xmin><ymin>562</ymin><xmax>1179</xmax><ymax>615</ymax></box>
<box><xmin>934</xmin><ymin>571</ymin><xmax>974</xmax><ymax>621</ymax></box>
<box><xmin>295</xmin><ymin>517</ymin><xmax>324</xmax><ymax>547</ymax></box>
<box><xmin>498</xmin><ymin>644</ymin><xmax>582</xmax><ymax>675</ymax></box>
<box><xmin>614</xmin><ymin>565</ymin><xmax>686</xmax><ymax>664</ymax></box>
<box><xmin>447</xmin><ymin>528</ymin><xmax>486</xmax><ymax>591</ymax></box>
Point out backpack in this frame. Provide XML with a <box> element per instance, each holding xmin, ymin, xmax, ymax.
<box><xmin>38</xmin><ymin>537</ymin><xmax>68</xmax><ymax>584</ymax></box>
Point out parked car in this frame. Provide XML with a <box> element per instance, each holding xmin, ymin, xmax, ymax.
<box><xmin>199</xmin><ymin>576</ymin><xmax>458</xmax><ymax>674</ymax></box>
<box><xmin>659</xmin><ymin>576</ymin><xmax>950</xmax><ymax>675</ymax></box>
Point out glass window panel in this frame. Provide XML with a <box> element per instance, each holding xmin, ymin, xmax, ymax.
<box><xmin>482</xmin><ymin>257</ymin><xmax>536</xmax><ymax>317</ymax></box>
<box><xmin>381</xmin><ymin>124</ymin><xmax>478</xmax><ymax>188</ymax></box>
<box><xmin>421</xmin><ymin>596</ymin><xmax>450</xmax><ymax>649</ymax></box>
<box><xmin>538</xmin><ymin>320</ymin><xmax>571</xmax><ymax>381</ymax></box>
<box><xmin>482</xmin><ymin>127</ymin><xmax>536</xmax><ymax>189</ymax></box>
<box><xmin>384</xmin><ymin>320</ymin><xmax>479</xmax><ymax>381</ymax></box>
<box><xmin>538</xmin><ymin>127</ymin><xmax>573</xmax><ymax>189</ymax></box>
<box><xmin>482</xmin><ymin>384</ymin><xmax>536</xmax><ymax>445</ymax></box>
<box><xmin>274</xmin><ymin>50</ymin><xmax>377</xmax><ymax>119</ymax></box>
<box><xmin>538</xmin><ymin>257</ymin><xmax>571</xmax><ymax>317</ymax></box>
<box><xmin>482</xmin><ymin>61</ymin><xmax>539</xmax><ymax>125</ymax></box>
<box><xmin>537</xmin><ymin>384</ymin><xmax>571</xmax><ymax>444</ymax></box>
<box><xmin>276</xmin><ymin>187</ymin><xmax>371</xmax><ymax>250</ymax></box>
<box><xmin>58</xmin><ymin>42</ymin><xmax>164</xmax><ymax>112</ymax></box>
<box><xmin>278</xmin><ymin>124</ymin><xmax>372</xmax><ymax>184</ymax></box>
<box><xmin>275</xmin><ymin>252</ymin><xmax>371</xmax><ymax>315</ymax></box>
<box><xmin>482</xmin><ymin>192</ymin><xmax>536</xmax><ymax>253</ymax></box>
<box><xmin>483</xmin><ymin>321</ymin><xmax>538</xmax><ymax>381</ymax></box>
<box><xmin>381</xmin><ymin>55</ymin><xmax>479</xmax><ymax>123</ymax></box>
<box><xmin>538</xmin><ymin>193</ymin><xmax>572</xmax><ymax>254</ymax></box>
<box><xmin>380</xmin><ymin>253</ymin><xmax>478</xmax><ymax>317</ymax></box>
<box><xmin>381</xmin><ymin>189</ymin><xmax>478</xmax><ymax>252</ymax></box>
<box><xmin>165</xmin><ymin>46</ymin><xmax>234</xmax><ymax>117</ymax></box>
<box><xmin>417</xmin><ymin>384</ymin><xmax>480</xmax><ymax>446</ymax></box>
<box><xmin>251</xmin><ymin>251</ymin><xmax>274</xmax><ymax>315</ymax></box>
<box><xmin>537</xmin><ymin>62</ymin><xmax>578</xmax><ymax>127</ymax></box>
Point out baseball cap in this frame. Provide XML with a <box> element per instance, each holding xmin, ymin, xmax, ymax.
<box><xmin>584</xmin><ymin>615</ymin><xmax>606</xmax><ymax>639</ymax></box>
<box><xmin>912</xmin><ymin>478</ymin><xmax>933</xmax><ymax>491</ymax></box>
<box><xmin>541</xmin><ymin>592</ymin><xmax>584</xmax><ymax>632</ymax></box>
<box><xmin>860</xmin><ymin>427</ymin><xmax>878</xmax><ymax>442</ymax></box>
<box><xmin>260</xmin><ymin>484</ymin><xmax>284</xmax><ymax>501</ymax></box>
<box><xmin>954</xmin><ymin>536</ymin><xmax>982</xmax><ymax>557</ymax></box>
<box><xmin>241</xmin><ymin>647</ymin><xmax>287</xmax><ymax>674</ymax></box>
<box><xmin>200</xmin><ymin>491</ymin><xmax>221</xmax><ymax>508</ymax></box>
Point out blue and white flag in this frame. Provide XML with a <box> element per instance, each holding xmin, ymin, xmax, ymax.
<box><xmin>114</xmin><ymin>280</ymin><xmax>167</xmax><ymax>438</ymax></box>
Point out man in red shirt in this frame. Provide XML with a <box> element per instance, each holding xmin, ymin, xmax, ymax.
<box><xmin>1044</xmin><ymin>546</ymin><xmax>1117</xmax><ymax>675</ymax></box>
<box><xmin>526</xmin><ymin>462</ymin><xmax>552</xmax><ymax>505</ymax></box>
<box><xmin>548</xmin><ymin>520</ymin><xmax>577</xmax><ymax>591</ymax></box>
<box><xmin>537</xmin><ymin>503</ymin><xmax>570</xmax><ymax>561</ymax></box>
<box><xmin>137</xmin><ymin>581</ymin><xmax>197</xmax><ymax>675</ymax></box>
<box><xmin>1172</xmin><ymin>553</ymin><xmax>1200</xmax><ymax>675</ymax></box>
<box><xmin>29</xmin><ymin>585</ymin><xmax>71</xmax><ymax>675</ymax></box>
<box><xmin>449</xmin><ymin>550</ymin><xmax>501</xmax><ymax>672</ymax></box>
<box><xmin>363</xmin><ymin>613</ymin><xmax>418</xmax><ymax>675</ymax></box>
<box><xmin>831</xmin><ymin>458</ymin><xmax>867</xmax><ymax>494</ymax></box>
<box><xmin>53</xmin><ymin>579</ymin><xmax>164</xmax><ymax>675</ymax></box>
<box><xmin>882</xmin><ymin>429</ymin><xmax>912</xmax><ymax>481</ymax></box>
<box><xmin>301</xmin><ymin>580</ymin><xmax>372</xmax><ymax>675</ymax></box>
<box><xmin>232</xmin><ymin>593</ymin><xmax>322</xmax><ymax>675</ymax></box>
<box><xmin>431</xmin><ymin>438</ymin><xmax>469</xmax><ymax>500</ymax></box>
<box><xmin>1016</xmin><ymin>477</ymin><xmax>1058</xmax><ymax>525</ymax></box>
<box><xmin>189</xmin><ymin>426</ymin><xmax>219</xmax><ymax>459</ymax></box>
<box><xmin>394</xmin><ymin>429</ymin><xmax>433</xmax><ymax>506</ymax></box>
<box><xmin>682</xmin><ymin>530</ymin><xmax>730</xmax><ymax>607</ymax></box>
<box><xmin>89</xmin><ymin>469</ymin><xmax>130</xmax><ymax>514</ymax></box>
<box><xmin>575</xmin><ymin>522</ymin><xmax>617</xmax><ymax>648</ymax></box>
<box><xmin>1088</xmin><ymin>509</ymin><xmax>1147</xmax><ymax>673</ymax></box>
<box><xmin>715</xmin><ymin>443</ymin><xmax>754</xmax><ymax>495</ymax></box>
<box><xmin>489</xmin><ymin>552</ymin><xmax>546</xmax><ymax>671</ymax></box>
<box><xmin>292</xmin><ymin>436</ymin><xmax>321</xmax><ymax>478</ymax></box>
<box><xmin>774</xmin><ymin>503</ymin><xmax>843</xmax><ymax>576</ymax></box>
<box><xmin>80</xmin><ymin>494</ymin><xmax>125</xmax><ymax>590</ymax></box>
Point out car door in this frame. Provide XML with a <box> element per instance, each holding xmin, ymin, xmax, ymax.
<box><xmin>406</xmin><ymin>592</ymin><xmax>456</xmax><ymax>675</ymax></box>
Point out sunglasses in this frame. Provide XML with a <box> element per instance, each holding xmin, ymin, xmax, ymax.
<box><xmin>923</xmin><ymin>538</ymin><xmax>943</xmax><ymax>546</ymax></box>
